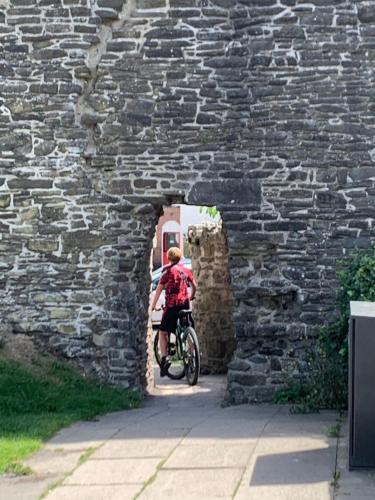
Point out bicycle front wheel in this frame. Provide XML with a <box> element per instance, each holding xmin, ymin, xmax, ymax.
<box><xmin>184</xmin><ymin>327</ymin><xmax>200</xmax><ymax>386</ymax></box>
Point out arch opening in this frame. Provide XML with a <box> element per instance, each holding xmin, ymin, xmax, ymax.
<box><xmin>146</xmin><ymin>203</ymin><xmax>237</xmax><ymax>395</ymax></box>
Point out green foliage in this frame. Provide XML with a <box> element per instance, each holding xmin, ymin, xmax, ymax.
<box><xmin>273</xmin><ymin>382</ymin><xmax>310</xmax><ymax>405</ymax></box>
<box><xmin>0</xmin><ymin>358</ymin><xmax>141</xmax><ymax>474</ymax></box>
<box><xmin>3</xmin><ymin>462</ymin><xmax>33</xmax><ymax>476</ymax></box>
<box><xmin>327</xmin><ymin>422</ymin><xmax>342</xmax><ymax>438</ymax></box>
<box><xmin>199</xmin><ymin>206</ymin><xmax>221</xmax><ymax>220</ymax></box>
<box><xmin>275</xmin><ymin>245</ymin><xmax>375</xmax><ymax>412</ymax></box>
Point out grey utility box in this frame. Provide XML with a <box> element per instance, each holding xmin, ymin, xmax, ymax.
<box><xmin>349</xmin><ymin>301</ymin><xmax>375</xmax><ymax>469</ymax></box>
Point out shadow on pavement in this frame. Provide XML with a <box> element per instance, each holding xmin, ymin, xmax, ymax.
<box><xmin>250</xmin><ymin>447</ymin><xmax>334</xmax><ymax>486</ymax></box>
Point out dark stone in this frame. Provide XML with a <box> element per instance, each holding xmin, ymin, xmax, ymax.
<box><xmin>196</xmin><ymin>113</ymin><xmax>220</xmax><ymax>124</ymax></box>
<box><xmin>63</xmin><ymin>231</ymin><xmax>107</xmax><ymax>251</ymax></box>
<box><xmin>249</xmin><ymin>355</ymin><xmax>267</xmax><ymax>364</ymax></box>
<box><xmin>126</xmin><ymin>99</ymin><xmax>155</xmax><ymax>115</ymax></box>
<box><xmin>107</xmin><ymin>40</ymin><xmax>137</xmax><ymax>52</ymax></box>
<box><xmin>187</xmin><ymin>180</ymin><xmax>261</xmax><ymax>206</ymax></box>
<box><xmin>146</xmin><ymin>28</ymin><xmax>194</xmax><ymax>39</ymax></box>
<box><xmin>97</xmin><ymin>0</ymin><xmax>123</xmax><ymax>9</ymax></box>
<box><xmin>94</xmin><ymin>8</ymin><xmax>119</xmax><ymax>20</ymax></box>
<box><xmin>358</xmin><ymin>6</ymin><xmax>375</xmax><ymax>24</ymax></box>
<box><xmin>205</xmin><ymin>56</ymin><xmax>248</xmax><ymax>68</ymax></box>
<box><xmin>134</xmin><ymin>179</ymin><xmax>157</xmax><ymax>189</ymax></box>
<box><xmin>259</xmin><ymin>347</ymin><xmax>284</xmax><ymax>356</ymax></box>
<box><xmin>32</xmin><ymin>49</ymin><xmax>67</xmax><ymax>59</ymax></box>
<box><xmin>119</xmin><ymin>112</ymin><xmax>152</xmax><ymax>127</ymax></box>
<box><xmin>8</xmin><ymin>178</ymin><xmax>53</xmax><ymax>189</ymax></box>
<box><xmin>315</xmin><ymin>191</ymin><xmax>346</xmax><ymax>209</ymax></box>
<box><xmin>270</xmin><ymin>357</ymin><xmax>282</xmax><ymax>371</ymax></box>
<box><xmin>229</xmin><ymin>372</ymin><xmax>266</xmax><ymax>386</ymax></box>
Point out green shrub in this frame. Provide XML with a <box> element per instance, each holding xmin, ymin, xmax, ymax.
<box><xmin>275</xmin><ymin>245</ymin><xmax>375</xmax><ymax>412</ymax></box>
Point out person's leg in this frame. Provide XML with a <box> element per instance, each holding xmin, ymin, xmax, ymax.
<box><xmin>159</xmin><ymin>330</ymin><xmax>168</xmax><ymax>357</ymax></box>
<box><xmin>159</xmin><ymin>330</ymin><xmax>170</xmax><ymax>377</ymax></box>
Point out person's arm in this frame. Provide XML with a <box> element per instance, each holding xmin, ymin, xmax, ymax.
<box><xmin>190</xmin><ymin>277</ymin><xmax>197</xmax><ymax>302</ymax></box>
<box><xmin>151</xmin><ymin>283</ymin><xmax>164</xmax><ymax>310</ymax></box>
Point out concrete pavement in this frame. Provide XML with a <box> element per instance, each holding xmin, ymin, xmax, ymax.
<box><xmin>1</xmin><ymin>372</ymin><xmax>374</xmax><ymax>500</ymax></box>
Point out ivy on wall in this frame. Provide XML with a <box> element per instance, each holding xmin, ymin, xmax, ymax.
<box><xmin>275</xmin><ymin>245</ymin><xmax>375</xmax><ymax>412</ymax></box>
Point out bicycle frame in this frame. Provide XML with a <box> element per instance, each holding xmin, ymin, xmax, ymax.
<box><xmin>173</xmin><ymin>312</ymin><xmax>194</xmax><ymax>357</ymax></box>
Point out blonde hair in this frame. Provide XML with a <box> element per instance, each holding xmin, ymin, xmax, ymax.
<box><xmin>167</xmin><ymin>247</ymin><xmax>182</xmax><ymax>263</ymax></box>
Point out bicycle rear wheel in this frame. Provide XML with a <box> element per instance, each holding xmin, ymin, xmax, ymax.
<box><xmin>183</xmin><ymin>327</ymin><xmax>200</xmax><ymax>386</ymax></box>
<box><xmin>153</xmin><ymin>330</ymin><xmax>162</xmax><ymax>367</ymax></box>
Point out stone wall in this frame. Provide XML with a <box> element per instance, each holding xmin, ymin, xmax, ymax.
<box><xmin>1</xmin><ymin>0</ymin><xmax>375</xmax><ymax>402</ymax></box>
<box><xmin>188</xmin><ymin>222</ymin><xmax>236</xmax><ymax>374</ymax></box>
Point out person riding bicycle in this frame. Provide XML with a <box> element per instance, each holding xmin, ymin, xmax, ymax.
<box><xmin>151</xmin><ymin>247</ymin><xmax>196</xmax><ymax>377</ymax></box>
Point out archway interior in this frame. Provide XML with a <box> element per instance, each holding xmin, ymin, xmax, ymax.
<box><xmin>147</xmin><ymin>204</ymin><xmax>236</xmax><ymax>388</ymax></box>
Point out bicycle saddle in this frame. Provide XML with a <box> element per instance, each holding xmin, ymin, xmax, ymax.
<box><xmin>179</xmin><ymin>309</ymin><xmax>192</xmax><ymax>317</ymax></box>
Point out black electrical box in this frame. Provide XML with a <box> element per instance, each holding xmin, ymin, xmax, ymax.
<box><xmin>349</xmin><ymin>301</ymin><xmax>375</xmax><ymax>469</ymax></box>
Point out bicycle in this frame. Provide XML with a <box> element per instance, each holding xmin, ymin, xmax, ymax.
<box><xmin>153</xmin><ymin>308</ymin><xmax>200</xmax><ymax>386</ymax></box>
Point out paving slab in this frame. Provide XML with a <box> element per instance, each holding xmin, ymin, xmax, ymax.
<box><xmin>45</xmin><ymin>424</ymin><xmax>123</xmax><ymax>452</ymax></box>
<box><xmin>0</xmin><ymin>474</ymin><xmax>61</xmax><ymax>500</ymax></box>
<box><xmin>233</xmin><ymin>409</ymin><xmax>338</xmax><ymax>500</ymax></box>
<box><xmin>24</xmin><ymin>449</ymin><xmax>83</xmax><ymax>476</ymax></box>
<box><xmin>137</xmin><ymin>467</ymin><xmax>243</xmax><ymax>500</ymax></box>
<box><xmin>46</xmin><ymin>484</ymin><xmax>141</xmax><ymax>500</ymax></box>
<box><xmin>63</xmin><ymin>457</ymin><xmax>161</xmax><ymax>486</ymax></box>
<box><xmin>93</xmin><ymin>435</ymin><xmax>182</xmax><ymax>460</ymax></box>
<box><xmin>45</xmin><ymin>408</ymin><xmax>158</xmax><ymax>453</ymax></box>
<box><xmin>163</xmin><ymin>441</ymin><xmax>254</xmax><ymax>468</ymax></box>
<box><xmin>235</xmin><ymin>482</ymin><xmax>332</xmax><ymax>500</ymax></box>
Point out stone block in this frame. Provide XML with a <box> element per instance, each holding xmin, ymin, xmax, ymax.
<box><xmin>62</xmin><ymin>231</ymin><xmax>106</xmax><ymax>251</ymax></box>
<box><xmin>49</xmin><ymin>308</ymin><xmax>73</xmax><ymax>320</ymax></box>
<box><xmin>0</xmin><ymin>195</ymin><xmax>10</xmax><ymax>208</ymax></box>
<box><xmin>119</xmin><ymin>112</ymin><xmax>151</xmax><ymax>126</ymax></box>
<box><xmin>138</xmin><ymin>0</ymin><xmax>166</xmax><ymax>7</ymax></box>
<box><xmin>20</xmin><ymin>206</ymin><xmax>39</xmax><ymax>222</ymax></box>
<box><xmin>27</xmin><ymin>239</ymin><xmax>59</xmax><ymax>253</ymax></box>
<box><xmin>358</xmin><ymin>6</ymin><xmax>375</xmax><ymax>23</ymax></box>
<box><xmin>229</xmin><ymin>371</ymin><xmax>267</xmax><ymax>386</ymax></box>
<box><xmin>187</xmin><ymin>180</ymin><xmax>261</xmax><ymax>206</ymax></box>
<box><xmin>94</xmin><ymin>8</ymin><xmax>119</xmax><ymax>20</ymax></box>
<box><xmin>146</xmin><ymin>28</ymin><xmax>194</xmax><ymax>39</ymax></box>
<box><xmin>107</xmin><ymin>40</ymin><xmax>137</xmax><ymax>51</ymax></box>
<box><xmin>8</xmin><ymin>178</ymin><xmax>53</xmax><ymax>190</ymax></box>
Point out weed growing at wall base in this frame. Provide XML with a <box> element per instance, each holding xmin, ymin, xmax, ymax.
<box><xmin>275</xmin><ymin>245</ymin><xmax>375</xmax><ymax>412</ymax></box>
<box><xmin>0</xmin><ymin>358</ymin><xmax>141</xmax><ymax>474</ymax></box>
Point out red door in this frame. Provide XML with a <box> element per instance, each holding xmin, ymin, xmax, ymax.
<box><xmin>162</xmin><ymin>232</ymin><xmax>180</xmax><ymax>266</ymax></box>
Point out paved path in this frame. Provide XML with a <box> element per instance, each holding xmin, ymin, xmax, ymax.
<box><xmin>1</xmin><ymin>372</ymin><xmax>374</xmax><ymax>500</ymax></box>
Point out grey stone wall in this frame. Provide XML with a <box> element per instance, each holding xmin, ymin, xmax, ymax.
<box><xmin>1</xmin><ymin>0</ymin><xmax>375</xmax><ymax>401</ymax></box>
<box><xmin>188</xmin><ymin>222</ymin><xmax>236</xmax><ymax>374</ymax></box>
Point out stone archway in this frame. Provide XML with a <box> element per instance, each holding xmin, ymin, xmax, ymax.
<box><xmin>2</xmin><ymin>0</ymin><xmax>374</xmax><ymax>404</ymax></box>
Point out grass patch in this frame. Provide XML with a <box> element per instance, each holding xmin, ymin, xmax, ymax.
<box><xmin>0</xmin><ymin>357</ymin><xmax>141</xmax><ymax>475</ymax></box>
<box><xmin>3</xmin><ymin>462</ymin><xmax>33</xmax><ymax>476</ymax></box>
<box><xmin>327</xmin><ymin>422</ymin><xmax>342</xmax><ymax>438</ymax></box>
<box><xmin>77</xmin><ymin>447</ymin><xmax>96</xmax><ymax>466</ymax></box>
<box><xmin>331</xmin><ymin>469</ymin><xmax>341</xmax><ymax>489</ymax></box>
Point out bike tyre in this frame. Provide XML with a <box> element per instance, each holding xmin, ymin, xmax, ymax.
<box><xmin>154</xmin><ymin>330</ymin><xmax>185</xmax><ymax>380</ymax></box>
<box><xmin>184</xmin><ymin>326</ymin><xmax>200</xmax><ymax>386</ymax></box>
<box><xmin>153</xmin><ymin>330</ymin><xmax>162</xmax><ymax>367</ymax></box>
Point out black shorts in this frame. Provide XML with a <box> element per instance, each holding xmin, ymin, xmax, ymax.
<box><xmin>160</xmin><ymin>302</ymin><xmax>189</xmax><ymax>334</ymax></box>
